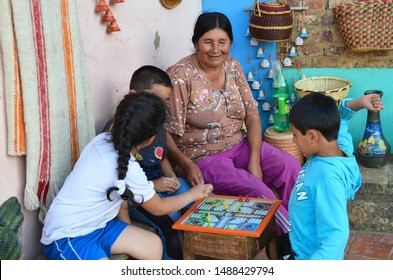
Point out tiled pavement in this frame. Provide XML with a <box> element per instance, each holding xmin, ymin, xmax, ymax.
<box><xmin>345</xmin><ymin>230</ymin><xmax>393</xmax><ymax>260</ymax></box>
<box><xmin>254</xmin><ymin>230</ymin><xmax>393</xmax><ymax>260</ymax></box>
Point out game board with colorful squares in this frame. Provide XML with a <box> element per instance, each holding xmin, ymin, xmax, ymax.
<box><xmin>173</xmin><ymin>195</ymin><xmax>280</xmax><ymax>237</ymax></box>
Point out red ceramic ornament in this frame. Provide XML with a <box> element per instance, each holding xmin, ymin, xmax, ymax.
<box><xmin>96</xmin><ymin>0</ymin><xmax>109</xmax><ymax>12</ymax></box>
<box><xmin>107</xmin><ymin>21</ymin><xmax>121</xmax><ymax>32</ymax></box>
<box><xmin>103</xmin><ymin>10</ymin><xmax>115</xmax><ymax>22</ymax></box>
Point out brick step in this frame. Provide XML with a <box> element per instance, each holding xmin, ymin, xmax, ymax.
<box><xmin>348</xmin><ymin>156</ymin><xmax>393</xmax><ymax>232</ymax></box>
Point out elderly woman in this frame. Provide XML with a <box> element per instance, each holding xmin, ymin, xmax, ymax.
<box><xmin>164</xmin><ymin>12</ymin><xmax>301</xmax><ymax>258</ymax></box>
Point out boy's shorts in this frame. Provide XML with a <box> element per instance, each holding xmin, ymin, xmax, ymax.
<box><xmin>44</xmin><ymin>219</ymin><xmax>128</xmax><ymax>260</ymax></box>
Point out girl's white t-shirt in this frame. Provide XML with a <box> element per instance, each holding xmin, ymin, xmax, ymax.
<box><xmin>41</xmin><ymin>133</ymin><xmax>155</xmax><ymax>245</ymax></box>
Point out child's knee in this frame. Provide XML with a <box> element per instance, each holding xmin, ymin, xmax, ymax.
<box><xmin>150</xmin><ymin>234</ymin><xmax>163</xmax><ymax>259</ymax></box>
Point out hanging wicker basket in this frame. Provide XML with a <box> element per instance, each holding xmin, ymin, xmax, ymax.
<box><xmin>249</xmin><ymin>1</ymin><xmax>293</xmax><ymax>42</ymax></box>
<box><xmin>333</xmin><ymin>0</ymin><xmax>393</xmax><ymax>52</ymax></box>
<box><xmin>294</xmin><ymin>77</ymin><xmax>352</xmax><ymax>105</ymax></box>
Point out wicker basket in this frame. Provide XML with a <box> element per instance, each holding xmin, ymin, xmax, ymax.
<box><xmin>294</xmin><ymin>77</ymin><xmax>352</xmax><ymax>104</ymax></box>
<box><xmin>249</xmin><ymin>1</ymin><xmax>293</xmax><ymax>42</ymax></box>
<box><xmin>333</xmin><ymin>0</ymin><xmax>393</xmax><ymax>52</ymax></box>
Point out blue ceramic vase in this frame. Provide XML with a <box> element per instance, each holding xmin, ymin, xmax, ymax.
<box><xmin>357</xmin><ymin>90</ymin><xmax>391</xmax><ymax>168</ymax></box>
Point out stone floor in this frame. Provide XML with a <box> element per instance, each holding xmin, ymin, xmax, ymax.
<box><xmin>254</xmin><ymin>230</ymin><xmax>393</xmax><ymax>260</ymax></box>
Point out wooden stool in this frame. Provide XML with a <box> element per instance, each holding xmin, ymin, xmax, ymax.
<box><xmin>264</xmin><ymin>126</ymin><xmax>305</xmax><ymax>165</ymax></box>
<box><xmin>183</xmin><ymin>216</ymin><xmax>278</xmax><ymax>260</ymax></box>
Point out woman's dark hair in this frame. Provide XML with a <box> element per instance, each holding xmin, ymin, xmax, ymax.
<box><xmin>106</xmin><ymin>91</ymin><xmax>167</xmax><ymax>205</ymax></box>
<box><xmin>289</xmin><ymin>92</ymin><xmax>340</xmax><ymax>141</ymax></box>
<box><xmin>192</xmin><ymin>12</ymin><xmax>233</xmax><ymax>46</ymax></box>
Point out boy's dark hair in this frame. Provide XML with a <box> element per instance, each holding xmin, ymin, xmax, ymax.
<box><xmin>192</xmin><ymin>12</ymin><xmax>234</xmax><ymax>46</ymax></box>
<box><xmin>102</xmin><ymin>65</ymin><xmax>171</xmax><ymax>133</ymax></box>
<box><xmin>106</xmin><ymin>91</ymin><xmax>167</xmax><ymax>205</ymax></box>
<box><xmin>289</xmin><ymin>92</ymin><xmax>340</xmax><ymax>141</ymax></box>
<box><xmin>129</xmin><ymin>65</ymin><xmax>172</xmax><ymax>91</ymax></box>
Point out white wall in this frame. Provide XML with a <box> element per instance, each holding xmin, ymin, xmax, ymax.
<box><xmin>0</xmin><ymin>0</ymin><xmax>201</xmax><ymax>259</ymax></box>
<box><xmin>78</xmin><ymin>0</ymin><xmax>201</xmax><ymax>133</ymax></box>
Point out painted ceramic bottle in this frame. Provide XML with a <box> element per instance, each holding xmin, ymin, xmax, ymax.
<box><xmin>357</xmin><ymin>90</ymin><xmax>391</xmax><ymax>168</ymax></box>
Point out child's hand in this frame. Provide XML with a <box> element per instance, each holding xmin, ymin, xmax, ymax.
<box><xmin>153</xmin><ymin>177</ymin><xmax>179</xmax><ymax>193</ymax></box>
<box><xmin>171</xmin><ymin>176</ymin><xmax>181</xmax><ymax>192</ymax></box>
<box><xmin>363</xmin><ymin>93</ymin><xmax>384</xmax><ymax>112</ymax></box>
<box><xmin>190</xmin><ymin>183</ymin><xmax>214</xmax><ymax>200</ymax></box>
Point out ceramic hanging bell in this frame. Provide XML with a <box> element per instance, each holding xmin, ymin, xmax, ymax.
<box><xmin>300</xmin><ymin>27</ymin><xmax>309</xmax><ymax>38</ymax></box>
<box><xmin>250</xmin><ymin>38</ymin><xmax>259</xmax><ymax>46</ymax></box>
<box><xmin>251</xmin><ymin>80</ymin><xmax>261</xmax><ymax>90</ymax></box>
<box><xmin>256</xmin><ymin>47</ymin><xmax>264</xmax><ymax>58</ymax></box>
<box><xmin>247</xmin><ymin>72</ymin><xmax>254</xmax><ymax>82</ymax></box>
<box><xmin>262</xmin><ymin>102</ymin><xmax>271</xmax><ymax>111</ymax></box>
<box><xmin>295</xmin><ymin>36</ymin><xmax>304</xmax><ymax>46</ymax></box>
<box><xmin>245</xmin><ymin>27</ymin><xmax>250</xmax><ymax>37</ymax></box>
<box><xmin>288</xmin><ymin>46</ymin><xmax>298</xmax><ymax>57</ymax></box>
<box><xmin>260</xmin><ymin>59</ymin><xmax>270</xmax><ymax>68</ymax></box>
<box><xmin>96</xmin><ymin>0</ymin><xmax>109</xmax><ymax>12</ymax></box>
<box><xmin>283</xmin><ymin>57</ymin><xmax>292</xmax><ymax>67</ymax></box>
<box><xmin>107</xmin><ymin>21</ymin><xmax>121</xmax><ymax>32</ymax></box>
<box><xmin>103</xmin><ymin>10</ymin><xmax>115</xmax><ymax>22</ymax></box>
<box><xmin>268</xmin><ymin>114</ymin><xmax>274</xmax><ymax>124</ymax></box>
<box><xmin>290</xmin><ymin>92</ymin><xmax>297</xmax><ymax>103</ymax></box>
<box><xmin>257</xmin><ymin>89</ymin><xmax>266</xmax><ymax>100</ymax></box>
<box><xmin>267</xmin><ymin>69</ymin><xmax>274</xmax><ymax>79</ymax></box>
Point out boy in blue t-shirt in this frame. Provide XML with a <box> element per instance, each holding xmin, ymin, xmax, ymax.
<box><xmin>103</xmin><ymin>65</ymin><xmax>191</xmax><ymax>259</ymax></box>
<box><xmin>288</xmin><ymin>92</ymin><xmax>384</xmax><ymax>260</ymax></box>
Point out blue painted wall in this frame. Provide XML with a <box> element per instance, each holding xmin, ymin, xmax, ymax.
<box><xmin>286</xmin><ymin>68</ymin><xmax>393</xmax><ymax>150</ymax></box>
<box><xmin>202</xmin><ymin>0</ymin><xmax>392</xmax><ymax>152</ymax></box>
<box><xmin>202</xmin><ymin>0</ymin><xmax>278</xmax><ymax>135</ymax></box>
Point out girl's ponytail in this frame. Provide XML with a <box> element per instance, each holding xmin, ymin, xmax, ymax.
<box><xmin>106</xmin><ymin>91</ymin><xmax>166</xmax><ymax>206</ymax></box>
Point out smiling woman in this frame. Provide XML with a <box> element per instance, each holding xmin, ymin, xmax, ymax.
<box><xmin>164</xmin><ymin>12</ymin><xmax>301</xmax><ymax>259</ymax></box>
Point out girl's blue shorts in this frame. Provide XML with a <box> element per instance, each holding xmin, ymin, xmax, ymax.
<box><xmin>44</xmin><ymin>218</ymin><xmax>128</xmax><ymax>260</ymax></box>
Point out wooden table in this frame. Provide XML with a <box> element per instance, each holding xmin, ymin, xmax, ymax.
<box><xmin>173</xmin><ymin>195</ymin><xmax>281</xmax><ymax>260</ymax></box>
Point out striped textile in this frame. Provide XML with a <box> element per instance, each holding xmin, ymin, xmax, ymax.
<box><xmin>0</xmin><ymin>0</ymin><xmax>95</xmax><ymax>222</ymax></box>
<box><xmin>0</xmin><ymin>0</ymin><xmax>26</xmax><ymax>155</ymax></box>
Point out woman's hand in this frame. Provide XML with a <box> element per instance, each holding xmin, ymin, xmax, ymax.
<box><xmin>247</xmin><ymin>160</ymin><xmax>263</xmax><ymax>181</ymax></box>
<box><xmin>244</xmin><ymin>114</ymin><xmax>263</xmax><ymax>181</ymax></box>
<box><xmin>184</xmin><ymin>161</ymin><xmax>205</xmax><ymax>187</ymax></box>
<box><xmin>152</xmin><ymin>177</ymin><xmax>180</xmax><ymax>193</ymax></box>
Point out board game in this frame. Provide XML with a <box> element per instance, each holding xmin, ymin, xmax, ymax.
<box><xmin>173</xmin><ymin>195</ymin><xmax>281</xmax><ymax>238</ymax></box>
